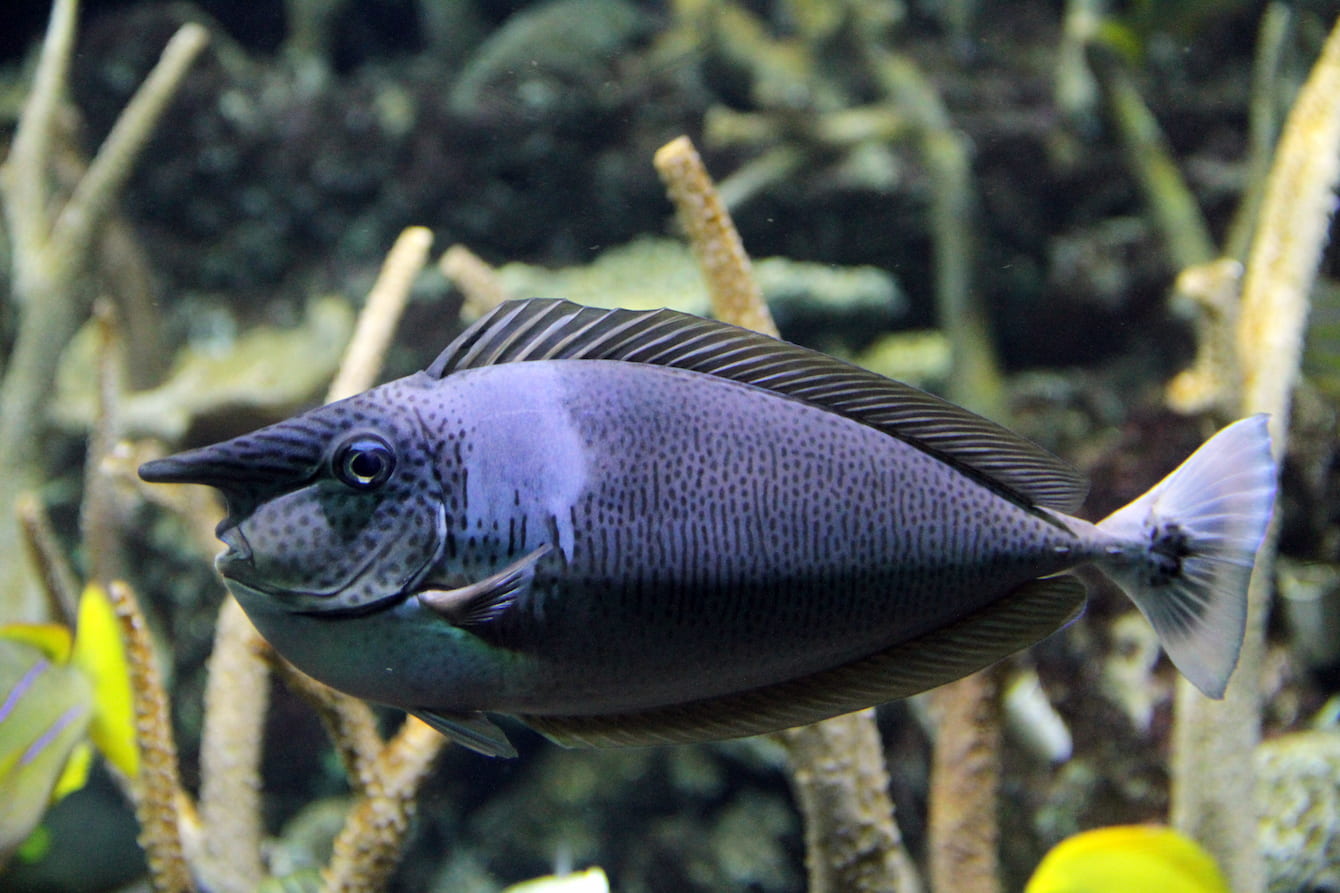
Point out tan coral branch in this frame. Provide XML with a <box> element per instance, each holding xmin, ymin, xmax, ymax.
<box><xmin>1235</xmin><ymin>17</ymin><xmax>1340</xmax><ymax>434</ymax></box>
<box><xmin>1173</xmin><ymin>16</ymin><xmax>1340</xmax><ymax>893</ymax></box>
<box><xmin>267</xmin><ymin>655</ymin><xmax>384</xmax><ymax>794</ymax></box>
<box><xmin>108</xmin><ymin>580</ymin><xmax>196</xmax><ymax>893</ymax></box>
<box><xmin>322</xmin><ymin>718</ymin><xmax>447</xmax><ymax>892</ymax></box>
<box><xmin>440</xmin><ymin>243</ymin><xmax>514</xmax><ymax>320</ymax></box>
<box><xmin>782</xmin><ymin>714</ymin><xmax>924</xmax><ymax>893</ymax></box>
<box><xmin>654</xmin><ymin>135</ymin><xmax>778</xmax><ymax>336</ymax></box>
<box><xmin>927</xmin><ymin>668</ymin><xmax>1002</xmax><ymax>893</ymax></box>
<box><xmin>195</xmin><ymin>599</ymin><xmax>268</xmax><ymax>893</ymax></box>
<box><xmin>1</xmin><ymin>0</ymin><xmax>78</xmax><ymax>262</ymax></box>
<box><xmin>50</xmin><ymin>23</ymin><xmax>209</xmax><ymax>277</ymax></box>
<box><xmin>328</xmin><ymin>225</ymin><xmax>433</xmax><ymax>403</ymax></box>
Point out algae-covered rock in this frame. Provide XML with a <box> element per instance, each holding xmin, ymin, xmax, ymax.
<box><xmin>851</xmin><ymin>329</ymin><xmax>951</xmax><ymax>386</ymax></box>
<box><xmin>53</xmin><ymin>296</ymin><xmax>354</xmax><ymax>441</ymax></box>
<box><xmin>493</xmin><ymin>237</ymin><xmax>904</xmax><ymax>341</ymax></box>
<box><xmin>1256</xmin><ymin>729</ymin><xmax>1340</xmax><ymax>892</ymax></box>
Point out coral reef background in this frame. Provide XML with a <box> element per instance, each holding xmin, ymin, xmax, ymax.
<box><xmin>2</xmin><ymin>1</ymin><xmax>1339</xmax><ymax>891</ymax></box>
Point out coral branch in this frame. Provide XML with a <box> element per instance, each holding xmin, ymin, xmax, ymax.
<box><xmin>322</xmin><ymin>718</ymin><xmax>447</xmax><ymax>892</ymax></box>
<box><xmin>1173</xmin><ymin>15</ymin><xmax>1340</xmax><ymax>893</ymax></box>
<box><xmin>196</xmin><ymin>599</ymin><xmax>268</xmax><ymax>893</ymax></box>
<box><xmin>2</xmin><ymin>0</ymin><xmax>78</xmax><ymax>263</ymax></box>
<box><xmin>50</xmin><ymin>23</ymin><xmax>209</xmax><ymax>284</ymax></box>
<box><xmin>927</xmin><ymin>668</ymin><xmax>1001</xmax><ymax>893</ymax></box>
<box><xmin>80</xmin><ymin>301</ymin><xmax>129</xmax><ymax>587</ymax></box>
<box><xmin>108</xmin><ymin>580</ymin><xmax>196</xmax><ymax>893</ymax></box>
<box><xmin>781</xmin><ymin>714</ymin><xmax>924</xmax><ymax>893</ymax></box>
<box><xmin>1235</xmin><ymin>18</ymin><xmax>1340</xmax><ymax>432</ymax></box>
<box><xmin>653</xmin><ymin>135</ymin><xmax>778</xmax><ymax>335</ymax></box>
<box><xmin>440</xmin><ymin>243</ymin><xmax>514</xmax><ymax>320</ymax></box>
<box><xmin>268</xmin><ymin>655</ymin><xmax>384</xmax><ymax>794</ymax></box>
<box><xmin>327</xmin><ymin>226</ymin><xmax>433</xmax><ymax>403</ymax></box>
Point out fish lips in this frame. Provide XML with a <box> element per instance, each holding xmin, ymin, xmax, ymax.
<box><xmin>212</xmin><ymin>523</ymin><xmax>422</xmax><ymax>617</ymax></box>
<box><xmin>215</xmin><ymin>519</ymin><xmax>253</xmax><ymax>566</ymax></box>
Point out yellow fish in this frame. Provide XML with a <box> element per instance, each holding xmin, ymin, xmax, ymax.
<box><xmin>0</xmin><ymin>584</ymin><xmax>138</xmax><ymax>863</ymax></box>
<box><xmin>1025</xmin><ymin>825</ymin><xmax>1230</xmax><ymax>893</ymax></box>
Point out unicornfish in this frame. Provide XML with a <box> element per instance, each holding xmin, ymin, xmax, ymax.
<box><xmin>139</xmin><ymin>299</ymin><xmax>1278</xmax><ymax>757</ymax></box>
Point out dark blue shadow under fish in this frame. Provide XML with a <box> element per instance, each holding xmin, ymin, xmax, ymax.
<box><xmin>139</xmin><ymin>299</ymin><xmax>1278</xmax><ymax>757</ymax></box>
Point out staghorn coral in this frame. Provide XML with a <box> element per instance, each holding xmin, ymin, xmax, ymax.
<box><xmin>195</xmin><ymin>599</ymin><xmax>267</xmax><ymax>893</ymax></box>
<box><xmin>0</xmin><ymin>0</ymin><xmax>207</xmax><ymax>623</ymax></box>
<box><xmin>327</xmin><ymin>226</ymin><xmax>433</xmax><ymax>405</ymax></box>
<box><xmin>108</xmin><ymin>579</ymin><xmax>195</xmax><ymax>893</ymax></box>
<box><xmin>1171</xmin><ymin>14</ymin><xmax>1340</xmax><ymax>892</ymax></box>
<box><xmin>5</xmin><ymin>225</ymin><xmax>441</xmax><ymax>891</ymax></box>
<box><xmin>654</xmin><ymin>136</ymin><xmax>778</xmax><ymax>337</ymax></box>
<box><xmin>927</xmin><ymin>669</ymin><xmax>1003</xmax><ymax>893</ymax></box>
<box><xmin>322</xmin><ymin>718</ymin><xmax>446</xmax><ymax>892</ymax></box>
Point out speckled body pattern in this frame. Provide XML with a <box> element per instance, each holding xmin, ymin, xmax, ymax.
<box><xmin>220</xmin><ymin>358</ymin><xmax>1091</xmax><ymax>717</ymax></box>
<box><xmin>143</xmin><ymin>299</ymin><xmax>1278</xmax><ymax>753</ymax></box>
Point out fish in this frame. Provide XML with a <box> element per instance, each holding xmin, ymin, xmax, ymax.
<box><xmin>139</xmin><ymin>298</ymin><xmax>1278</xmax><ymax>758</ymax></box>
<box><xmin>0</xmin><ymin>584</ymin><xmax>138</xmax><ymax>861</ymax></box>
<box><xmin>1025</xmin><ymin>825</ymin><xmax>1230</xmax><ymax>893</ymax></box>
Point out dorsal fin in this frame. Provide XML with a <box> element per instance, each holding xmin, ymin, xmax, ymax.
<box><xmin>429</xmin><ymin>299</ymin><xmax>1088</xmax><ymax>511</ymax></box>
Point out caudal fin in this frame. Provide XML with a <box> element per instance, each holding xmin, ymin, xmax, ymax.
<box><xmin>1096</xmin><ymin>415</ymin><xmax>1276</xmax><ymax>698</ymax></box>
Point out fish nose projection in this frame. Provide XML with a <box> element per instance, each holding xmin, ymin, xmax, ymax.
<box><xmin>139</xmin><ymin>298</ymin><xmax>1277</xmax><ymax>757</ymax></box>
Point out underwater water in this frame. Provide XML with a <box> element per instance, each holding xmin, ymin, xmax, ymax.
<box><xmin>2</xmin><ymin>1</ymin><xmax>1339</xmax><ymax>891</ymax></box>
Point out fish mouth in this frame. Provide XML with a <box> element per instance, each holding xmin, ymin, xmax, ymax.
<box><xmin>215</xmin><ymin>519</ymin><xmax>253</xmax><ymax>565</ymax></box>
<box><xmin>214</xmin><ymin>529</ymin><xmax>422</xmax><ymax>617</ymax></box>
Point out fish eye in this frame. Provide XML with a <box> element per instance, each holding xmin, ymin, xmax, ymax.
<box><xmin>332</xmin><ymin>434</ymin><xmax>396</xmax><ymax>491</ymax></box>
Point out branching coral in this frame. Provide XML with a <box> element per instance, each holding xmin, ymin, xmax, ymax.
<box><xmin>1171</xmin><ymin>15</ymin><xmax>1340</xmax><ymax>892</ymax></box>
<box><xmin>654</xmin><ymin>136</ymin><xmax>778</xmax><ymax>337</ymax></box>
<box><xmin>0</xmin><ymin>0</ymin><xmax>207</xmax><ymax>622</ymax></box>
<box><xmin>322</xmin><ymin>718</ymin><xmax>446</xmax><ymax>892</ymax></box>
<box><xmin>927</xmin><ymin>669</ymin><xmax>1002</xmax><ymax>893</ymax></box>
<box><xmin>12</xmin><ymin>226</ymin><xmax>442</xmax><ymax>891</ymax></box>
<box><xmin>109</xmin><ymin>579</ymin><xmax>195</xmax><ymax>893</ymax></box>
<box><xmin>196</xmin><ymin>599</ymin><xmax>267</xmax><ymax>893</ymax></box>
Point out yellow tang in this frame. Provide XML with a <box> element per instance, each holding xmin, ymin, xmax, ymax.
<box><xmin>1025</xmin><ymin>825</ymin><xmax>1229</xmax><ymax>893</ymax></box>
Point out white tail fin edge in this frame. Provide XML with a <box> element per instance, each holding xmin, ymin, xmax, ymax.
<box><xmin>1096</xmin><ymin>415</ymin><xmax>1277</xmax><ymax>698</ymax></box>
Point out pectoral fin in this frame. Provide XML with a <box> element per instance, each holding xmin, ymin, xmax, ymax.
<box><xmin>416</xmin><ymin>544</ymin><xmax>552</xmax><ymax>629</ymax></box>
<box><xmin>521</xmin><ymin>576</ymin><xmax>1086</xmax><ymax>749</ymax></box>
<box><xmin>410</xmin><ymin>709</ymin><xmax>518</xmax><ymax>758</ymax></box>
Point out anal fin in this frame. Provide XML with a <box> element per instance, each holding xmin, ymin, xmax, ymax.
<box><xmin>411</xmin><ymin>709</ymin><xmax>518</xmax><ymax>758</ymax></box>
<box><xmin>521</xmin><ymin>576</ymin><xmax>1086</xmax><ymax>749</ymax></box>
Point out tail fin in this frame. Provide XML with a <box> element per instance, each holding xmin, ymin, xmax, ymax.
<box><xmin>1096</xmin><ymin>415</ymin><xmax>1277</xmax><ymax>698</ymax></box>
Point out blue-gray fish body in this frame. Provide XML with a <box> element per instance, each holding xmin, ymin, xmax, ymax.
<box><xmin>141</xmin><ymin>300</ymin><xmax>1278</xmax><ymax>757</ymax></box>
